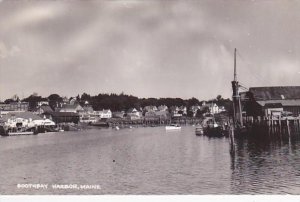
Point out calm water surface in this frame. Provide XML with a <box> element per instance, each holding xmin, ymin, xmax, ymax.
<box><xmin>1</xmin><ymin>126</ymin><xmax>300</xmax><ymax>194</ymax></box>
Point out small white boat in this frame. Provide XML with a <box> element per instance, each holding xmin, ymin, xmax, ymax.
<box><xmin>115</xmin><ymin>126</ymin><xmax>120</xmax><ymax>130</ymax></box>
<box><xmin>8</xmin><ymin>131</ymin><xmax>34</xmax><ymax>136</ymax></box>
<box><xmin>165</xmin><ymin>124</ymin><xmax>181</xmax><ymax>130</ymax></box>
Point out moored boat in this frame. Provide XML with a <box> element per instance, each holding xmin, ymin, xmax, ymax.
<box><xmin>7</xmin><ymin>131</ymin><xmax>34</xmax><ymax>136</ymax></box>
<box><xmin>203</xmin><ymin>123</ymin><xmax>224</xmax><ymax>137</ymax></box>
<box><xmin>195</xmin><ymin>126</ymin><xmax>204</xmax><ymax>135</ymax></box>
<box><xmin>202</xmin><ymin>116</ymin><xmax>225</xmax><ymax>137</ymax></box>
<box><xmin>165</xmin><ymin>124</ymin><xmax>181</xmax><ymax>130</ymax></box>
<box><xmin>89</xmin><ymin>121</ymin><xmax>109</xmax><ymax>127</ymax></box>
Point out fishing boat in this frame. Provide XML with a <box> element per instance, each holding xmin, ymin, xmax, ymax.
<box><xmin>202</xmin><ymin>116</ymin><xmax>224</xmax><ymax>137</ymax></box>
<box><xmin>165</xmin><ymin>124</ymin><xmax>181</xmax><ymax>130</ymax></box>
<box><xmin>203</xmin><ymin>122</ymin><xmax>224</xmax><ymax>137</ymax></box>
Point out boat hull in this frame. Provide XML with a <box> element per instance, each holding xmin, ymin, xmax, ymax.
<box><xmin>89</xmin><ymin>122</ymin><xmax>109</xmax><ymax>127</ymax></box>
<box><xmin>7</xmin><ymin>131</ymin><xmax>34</xmax><ymax>136</ymax></box>
<box><xmin>203</xmin><ymin>126</ymin><xmax>224</xmax><ymax>137</ymax></box>
<box><xmin>165</xmin><ymin>126</ymin><xmax>181</xmax><ymax>130</ymax></box>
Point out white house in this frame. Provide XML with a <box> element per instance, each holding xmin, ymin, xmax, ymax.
<box><xmin>127</xmin><ymin>108</ymin><xmax>141</xmax><ymax>117</ymax></box>
<box><xmin>201</xmin><ymin>102</ymin><xmax>224</xmax><ymax>114</ymax></box>
<box><xmin>209</xmin><ymin>103</ymin><xmax>219</xmax><ymax>114</ymax></box>
<box><xmin>102</xmin><ymin>109</ymin><xmax>112</xmax><ymax>119</ymax></box>
<box><xmin>59</xmin><ymin>104</ymin><xmax>83</xmax><ymax>113</ymax></box>
<box><xmin>93</xmin><ymin>109</ymin><xmax>112</xmax><ymax>119</ymax></box>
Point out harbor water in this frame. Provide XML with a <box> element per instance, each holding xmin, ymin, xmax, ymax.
<box><xmin>1</xmin><ymin>126</ymin><xmax>300</xmax><ymax>194</ymax></box>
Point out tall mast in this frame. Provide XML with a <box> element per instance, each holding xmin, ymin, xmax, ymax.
<box><xmin>231</xmin><ymin>48</ymin><xmax>243</xmax><ymax>128</ymax></box>
<box><xmin>234</xmin><ymin>48</ymin><xmax>237</xmax><ymax>82</ymax></box>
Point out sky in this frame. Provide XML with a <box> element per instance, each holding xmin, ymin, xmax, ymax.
<box><xmin>1</xmin><ymin>0</ymin><xmax>300</xmax><ymax>101</ymax></box>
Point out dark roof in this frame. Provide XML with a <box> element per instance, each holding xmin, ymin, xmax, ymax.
<box><xmin>264</xmin><ymin>103</ymin><xmax>283</xmax><ymax>108</ymax></box>
<box><xmin>61</xmin><ymin>104</ymin><xmax>78</xmax><ymax>109</ymax></box>
<box><xmin>40</xmin><ymin>105</ymin><xmax>53</xmax><ymax>112</ymax></box>
<box><xmin>257</xmin><ymin>100</ymin><xmax>300</xmax><ymax>107</ymax></box>
<box><xmin>43</xmin><ymin>111</ymin><xmax>79</xmax><ymax>117</ymax></box>
<box><xmin>249</xmin><ymin>86</ymin><xmax>300</xmax><ymax>101</ymax></box>
<box><xmin>127</xmin><ymin>108</ymin><xmax>137</xmax><ymax>113</ymax></box>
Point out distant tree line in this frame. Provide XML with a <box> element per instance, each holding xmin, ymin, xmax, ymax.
<box><xmin>3</xmin><ymin>92</ymin><xmax>233</xmax><ymax>114</ymax></box>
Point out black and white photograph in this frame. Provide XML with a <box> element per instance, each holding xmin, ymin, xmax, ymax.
<box><xmin>0</xmin><ymin>0</ymin><xmax>300</xmax><ymax>200</ymax></box>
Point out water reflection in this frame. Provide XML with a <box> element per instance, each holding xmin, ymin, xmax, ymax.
<box><xmin>1</xmin><ymin>126</ymin><xmax>300</xmax><ymax>194</ymax></box>
<box><xmin>230</xmin><ymin>133</ymin><xmax>300</xmax><ymax>194</ymax></box>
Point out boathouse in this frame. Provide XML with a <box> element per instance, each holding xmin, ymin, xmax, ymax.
<box><xmin>243</xmin><ymin>86</ymin><xmax>300</xmax><ymax>117</ymax></box>
<box><xmin>0</xmin><ymin>112</ymin><xmax>51</xmax><ymax>128</ymax></box>
<box><xmin>43</xmin><ymin>111</ymin><xmax>80</xmax><ymax>124</ymax></box>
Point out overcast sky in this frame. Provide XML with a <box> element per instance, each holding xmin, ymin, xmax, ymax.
<box><xmin>1</xmin><ymin>0</ymin><xmax>300</xmax><ymax>101</ymax></box>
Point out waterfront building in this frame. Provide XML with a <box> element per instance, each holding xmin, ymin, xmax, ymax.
<box><xmin>102</xmin><ymin>109</ymin><xmax>112</xmax><ymax>119</ymax></box>
<box><xmin>170</xmin><ymin>106</ymin><xmax>182</xmax><ymax>117</ymax></box>
<box><xmin>93</xmin><ymin>109</ymin><xmax>112</xmax><ymax>119</ymax></box>
<box><xmin>154</xmin><ymin>110</ymin><xmax>170</xmax><ymax>120</ymax></box>
<box><xmin>112</xmin><ymin>111</ymin><xmax>125</xmax><ymax>118</ymax></box>
<box><xmin>59</xmin><ymin>104</ymin><xmax>83</xmax><ymax>113</ymax></box>
<box><xmin>145</xmin><ymin>111</ymin><xmax>158</xmax><ymax>121</ymax></box>
<box><xmin>81</xmin><ymin>105</ymin><xmax>94</xmax><ymax>115</ymax></box>
<box><xmin>178</xmin><ymin>106</ymin><xmax>187</xmax><ymax>115</ymax></box>
<box><xmin>43</xmin><ymin>111</ymin><xmax>80</xmax><ymax>124</ymax></box>
<box><xmin>0</xmin><ymin>102</ymin><xmax>29</xmax><ymax>115</ymax></box>
<box><xmin>76</xmin><ymin>105</ymin><xmax>95</xmax><ymax>123</ymax></box>
<box><xmin>157</xmin><ymin>105</ymin><xmax>168</xmax><ymax>111</ymax></box>
<box><xmin>127</xmin><ymin>114</ymin><xmax>142</xmax><ymax>120</ymax></box>
<box><xmin>143</xmin><ymin>106</ymin><xmax>158</xmax><ymax>112</ymax></box>
<box><xmin>200</xmin><ymin>102</ymin><xmax>224</xmax><ymax>114</ymax></box>
<box><xmin>242</xmin><ymin>86</ymin><xmax>300</xmax><ymax>117</ymax></box>
<box><xmin>0</xmin><ymin>112</ymin><xmax>52</xmax><ymax>128</ymax></box>
<box><xmin>126</xmin><ymin>108</ymin><xmax>142</xmax><ymax>120</ymax></box>
<box><xmin>127</xmin><ymin>108</ymin><xmax>141</xmax><ymax>117</ymax></box>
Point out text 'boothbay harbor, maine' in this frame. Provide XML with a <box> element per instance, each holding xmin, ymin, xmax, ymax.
<box><xmin>2</xmin><ymin>48</ymin><xmax>300</xmax><ymax>194</ymax></box>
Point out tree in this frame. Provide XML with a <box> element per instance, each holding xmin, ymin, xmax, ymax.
<box><xmin>195</xmin><ymin>106</ymin><xmax>210</xmax><ymax>118</ymax></box>
<box><xmin>23</xmin><ymin>94</ymin><xmax>46</xmax><ymax>110</ymax></box>
<box><xmin>48</xmin><ymin>94</ymin><xmax>63</xmax><ymax>110</ymax></box>
<box><xmin>186</xmin><ymin>97</ymin><xmax>200</xmax><ymax>107</ymax></box>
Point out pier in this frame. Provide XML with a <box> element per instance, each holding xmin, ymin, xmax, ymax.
<box><xmin>230</xmin><ymin>49</ymin><xmax>300</xmax><ymax>143</ymax></box>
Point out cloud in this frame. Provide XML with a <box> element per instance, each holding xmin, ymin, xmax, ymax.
<box><xmin>0</xmin><ymin>0</ymin><xmax>300</xmax><ymax>100</ymax></box>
